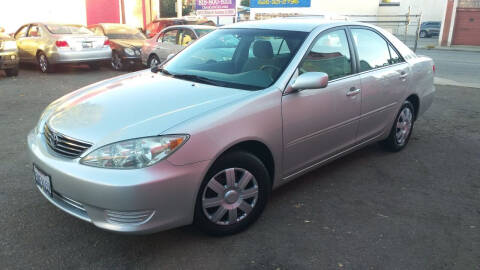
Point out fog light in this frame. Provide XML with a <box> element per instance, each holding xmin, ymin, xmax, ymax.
<box><xmin>10</xmin><ymin>55</ymin><xmax>16</xmax><ymax>60</ymax></box>
<box><xmin>104</xmin><ymin>209</ymin><xmax>155</xmax><ymax>225</ymax></box>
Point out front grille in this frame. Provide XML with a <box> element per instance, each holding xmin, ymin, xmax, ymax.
<box><xmin>44</xmin><ymin>124</ymin><xmax>92</xmax><ymax>158</ymax></box>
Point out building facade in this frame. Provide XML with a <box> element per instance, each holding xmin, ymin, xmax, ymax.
<box><xmin>440</xmin><ymin>0</ymin><xmax>480</xmax><ymax>46</ymax></box>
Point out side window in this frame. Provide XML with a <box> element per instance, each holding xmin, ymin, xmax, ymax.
<box><xmin>15</xmin><ymin>26</ymin><xmax>29</xmax><ymax>39</ymax></box>
<box><xmin>388</xmin><ymin>44</ymin><xmax>404</xmax><ymax>64</ymax></box>
<box><xmin>299</xmin><ymin>29</ymin><xmax>352</xmax><ymax>80</ymax></box>
<box><xmin>27</xmin><ymin>25</ymin><xmax>41</xmax><ymax>37</ymax></box>
<box><xmin>351</xmin><ymin>28</ymin><xmax>391</xmax><ymax>72</ymax></box>
<box><xmin>162</xmin><ymin>29</ymin><xmax>178</xmax><ymax>44</ymax></box>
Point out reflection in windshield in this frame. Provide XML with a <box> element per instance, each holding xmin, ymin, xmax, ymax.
<box><xmin>163</xmin><ymin>28</ymin><xmax>307</xmax><ymax>90</ymax></box>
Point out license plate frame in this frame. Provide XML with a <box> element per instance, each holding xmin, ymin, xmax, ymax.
<box><xmin>82</xmin><ymin>42</ymin><xmax>93</xmax><ymax>48</ymax></box>
<box><xmin>33</xmin><ymin>164</ymin><xmax>52</xmax><ymax>197</ymax></box>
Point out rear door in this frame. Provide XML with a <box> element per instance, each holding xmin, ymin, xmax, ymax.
<box><xmin>350</xmin><ymin>27</ymin><xmax>409</xmax><ymax>143</ymax></box>
<box><xmin>282</xmin><ymin>28</ymin><xmax>362</xmax><ymax>176</ymax></box>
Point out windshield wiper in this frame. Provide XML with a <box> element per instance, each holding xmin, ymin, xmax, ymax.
<box><xmin>151</xmin><ymin>65</ymin><xmax>171</xmax><ymax>75</ymax></box>
<box><xmin>169</xmin><ymin>74</ymin><xmax>228</xmax><ymax>87</ymax></box>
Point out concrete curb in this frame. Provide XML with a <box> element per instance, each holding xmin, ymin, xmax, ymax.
<box><xmin>435</xmin><ymin>77</ymin><xmax>480</xmax><ymax>89</ymax></box>
<box><xmin>418</xmin><ymin>46</ymin><xmax>480</xmax><ymax>53</ymax></box>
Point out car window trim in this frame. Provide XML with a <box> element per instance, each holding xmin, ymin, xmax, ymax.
<box><xmin>15</xmin><ymin>24</ymin><xmax>31</xmax><ymax>39</ymax></box>
<box><xmin>347</xmin><ymin>26</ymin><xmax>406</xmax><ymax>76</ymax></box>
<box><xmin>27</xmin><ymin>24</ymin><xmax>40</xmax><ymax>38</ymax></box>
<box><xmin>296</xmin><ymin>26</ymin><xmax>358</xmax><ymax>82</ymax></box>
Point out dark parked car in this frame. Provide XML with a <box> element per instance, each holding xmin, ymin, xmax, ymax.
<box><xmin>87</xmin><ymin>23</ymin><xmax>146</xmax><ymax>70</ymax></box>
<box><xmin>420</xmin><ymin>21</ymin><xmax>441</xmax><ymax>38</ymax></box>
<box><xmin>0</xmin><ymin>28</ymin><xmax>19</xmax><ymax>76</ymax></box>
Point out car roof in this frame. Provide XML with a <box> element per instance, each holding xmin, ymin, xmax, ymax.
<box><xmin>221</xmin><ymin>18</ymin><xmax>360</xmax><ymax>32</ymax></box>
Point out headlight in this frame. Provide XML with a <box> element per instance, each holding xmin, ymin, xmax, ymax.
<box><xmin>80</xmin><ymin>135</ymin><xmax>189</xmax><ymax>169</ymax></box>
<box><xmin>3</xmin><ymin>41</ymin><xmax>17</xmax><ymax>50</ymax></box>
<box><xmin>124</xmin><ymin>47</ymin><xmax>135</xmax><ymax>56</ymax></box>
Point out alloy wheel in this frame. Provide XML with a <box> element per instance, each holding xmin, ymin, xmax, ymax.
<box><xmin>396</xmin><ymin>107</ymin><xmax>413</xmax><ymax>145</ymax></box>
<box><xmin>39</xmin><ymin>54</ymin><xmax>48</xmax><ymax>73</ymax></box>
<box><xmin>111</xmin><ymin>53</ymin><xmax>123</xmax><ymax>70</ymax></box>
<box><xmin>149</xmin><ymin>56</ymin><xmax>159</xmax><ymax>68</ymax></box>
<box><xmin>202</xmin><ymin>168</ymin><xmax>258</xmax><ymax>226</ymax></box>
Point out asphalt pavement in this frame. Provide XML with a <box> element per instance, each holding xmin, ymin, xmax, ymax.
<box><xmin>1</xmin><ymin>66</ymin><xmax>479</xmax><ymax>269</ymax></box>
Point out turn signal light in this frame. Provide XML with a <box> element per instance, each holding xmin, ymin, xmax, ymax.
<box><xmin>55</xmin><ymin>40</ymin><xmax>69</xmax><ymax>47</ymax></box>
<box><xmin>104</xmin><ymin>39</ymin><xmax>110</xmax><ymax>46</ymax></box>
<box><xmin>433</xmin><ymin>64</ymin><xmax>436</xmax><ymax>73</ymax></box>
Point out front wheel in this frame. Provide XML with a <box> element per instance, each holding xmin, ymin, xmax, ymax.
<box><xmin>381</xmin><ymin>100</ymin><xmax>415</xmax><ymax>152</ymax></box>
<box><xmin>194</xmin><ymin>151</ymin><xmax>270</xmax><ymax>236</ymax></box>
<box><xmin>111</xmin><ymin>51</ymin><xmax>124</xmax><ymax>71</ymax></box>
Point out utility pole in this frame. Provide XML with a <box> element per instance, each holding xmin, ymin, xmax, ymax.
<box><xmin>177</xmin><ymin>0</ymin><xmax>182</xmax><ymax>18</ymax></box>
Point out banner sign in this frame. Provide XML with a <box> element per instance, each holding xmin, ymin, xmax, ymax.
<box><xmin>196</xmin><ymin>0</ymin><xmax>237</xmax><ymax>16</ymax></box>
<box><xmin>250</xmin><ymin>0</ymin><xmax>311</xmax><ymax>8</ymax></box>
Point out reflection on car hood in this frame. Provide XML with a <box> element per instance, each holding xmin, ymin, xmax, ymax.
<box><xmin>111</xmin><ymin>39</ymin><xmax>145</xmax><ymax>49</ymax></box>
<box><xmin>47</xmin><ymin>71</ymin><xmax>250</xmax><ymax>147</ymax></box>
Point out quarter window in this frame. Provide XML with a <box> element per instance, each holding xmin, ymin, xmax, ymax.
<box><xmin>299</xmin><ymin>29</ymin><xmax>352</xmax><ymax>80</ymax></box>
<box><xmin>351</xmin><ymin>28</ymin><xmax>391</xmax><ymax>72</ymax></box>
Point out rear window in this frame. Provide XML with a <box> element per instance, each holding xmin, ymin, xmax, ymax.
<box><xmin>46</xmin><ymin>25</ymin><xmax>93</xmax><ymax>35</ymax></box>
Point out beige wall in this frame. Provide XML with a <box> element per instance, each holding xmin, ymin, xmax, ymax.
<box><xmin>378</xmin><ymin>0</ymin><xmax>447</xmax><ymax>22</ymax></box>
<box><xmin>0</xmin><ymin>0</ymin><xmax>87</xmax><ymax>34</ymax></box>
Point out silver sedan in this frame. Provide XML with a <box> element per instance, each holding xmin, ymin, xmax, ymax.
<box><xmin>141</xmin><ymin>25</ymin><xmax>215</xmax><ymax>67</ymax></box>
<box><xmin>14</xmin><ymin>23</ymin><xmax>111</xmax><ymax>73</ymax></box>
<box><xmin>28</xmin><ymin>18</ymin><xmax>435</xmax><ymax>235</ymax></box>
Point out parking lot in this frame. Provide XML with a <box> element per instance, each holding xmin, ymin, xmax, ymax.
<box><xmin>1</xmin><ymin>54</ymin><xmax>480</xmax><ymax>269</ymax></box>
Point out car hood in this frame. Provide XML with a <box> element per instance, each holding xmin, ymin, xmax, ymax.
<box><xmin>111</xmin><ymin>39</ymin><xmax>145</xmax><ymax>49</ymax></box>
<box><xmin>46</xmin><ymin>71</ymin><xmax>251</xmax><ymax>147</ymax></box>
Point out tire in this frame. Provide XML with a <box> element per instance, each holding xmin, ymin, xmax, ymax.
<box><xmin>419</xmin><ymin>30</ymin><xmax>428</xmax><ymax>38</ymax></box>
<box><xmin>5</xmin><ymin>67</ymin><xmax>19</xmax><ymax>77</ymax></box>
<box><xmin>88</xmin><ymin>63</ymin><xmax>101</xmax><ymax>70</ymax></box>
<box><xmin>194</xmin><ymin>151</ymin><xmax>271</xmax><ymax>236</ymax></box>
<box><xmin>111</xmin><ymin>51</ymin><xmax>124</xmax><ymax>71</ymax></box>
<box><xmin>147</xmin><ymin>54</ymin><xmax>161</xmax><ymax>68</ymax></box>
<box><xmin>381</xmin><ymin>100</ymin><xmax>415</xmax><ymax>152</ymax></box>
<box><xmin>37</xmin><ymin>52</ymin><xmax>54</xmax><ymax>73</ymax></box>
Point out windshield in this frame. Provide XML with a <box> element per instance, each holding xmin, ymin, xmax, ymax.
<box><xmin>195</xmin><ymin>28</ymin><xmax>214</xmax><ymax>37</ymax></box>
<box><xmin>46</xmin><ymin>25</ymin><xmax>93</xmax><ymax>35</ymax></box>
<box><xmin>162</xmin><ymin>28</ymin><xmax>307</xmax><ymax>90</ymax></box>
<box><xmin>104</xmin><ymin>26</ymin><xmax>146</xmax><ymax>40</ymax></box>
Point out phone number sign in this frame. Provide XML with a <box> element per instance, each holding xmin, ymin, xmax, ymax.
<box><xmin>250</xmin><ymin>0</ymin><xmax>311</xmax><ymax>8</ymax></box>
<box><xmin>196</xmin><ymin>0</ymin><xmax>236</xmax><ymax>16</ymax></box>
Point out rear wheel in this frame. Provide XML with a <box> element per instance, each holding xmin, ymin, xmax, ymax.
<box><xmin>37</xmin><ymin>52</ymin><xmax>54</xmax><ymax>73</ymax></box>
<box><xmin>381</xmin><ymin>100</ymin><xmax>415</xmax><ymax>152</ymax></box>
<box><xmin>5</xmin><ymin>67</ymin><xmax>19</xmax><ymax>77</ymax></box>
<box><xmin>194</xmin><ymin>151</ymin><xmax>270</xmax><ymax>236</ymax></box>
<box><xmin>147</xmin><ymin>54</ymin><xmax>161</xmax><ymax>68</ymax></box>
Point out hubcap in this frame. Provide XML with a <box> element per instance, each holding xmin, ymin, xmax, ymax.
<box><xmin>395</xmin><ymin>107</ymin><xmax>413</xmax><ymax>145</ymax></box>
<box><xmin>39</xmin><ymin>55</ymin><xmax>47</xmax><ymax>72</ymax></box>
<box><xmin>112</xmin><ymin>54</ymin><xmax>122</xmax><ymax>70</ymax></box>
<box><xmin>150</xmin><ymin>57</ymin><xmax>158</xmax><ymax>68</ymax></box>
<box><xmin>202</xmin><ymin>168</ymin><xmax>258</xmax><ymax>226</ymax></box>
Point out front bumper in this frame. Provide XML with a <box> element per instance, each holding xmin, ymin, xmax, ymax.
<box><xmin>27</xmin><ymin>129</ymin><xmax>210</xmax><ymax>234</ymax></box>
<box><xmin>48</xmin><ymin>47</ymin><xmax>112</xmax><ymax>64</ymax></box>
<box><xmin>0</xmin><ymin>50</ymin><xmax>19</xmax><ymax>69</ymax></box>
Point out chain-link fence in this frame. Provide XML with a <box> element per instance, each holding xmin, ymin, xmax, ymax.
<box><xmin>251</xmin><ymin>13</ymin><xmax>424</xmax><ymax>52</ymax></box>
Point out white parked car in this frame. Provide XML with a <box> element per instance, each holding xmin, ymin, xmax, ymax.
<box><xmin>141</xmin><ymin>25</ymin><xmax>215</xmax><ymax>67</ymax></box>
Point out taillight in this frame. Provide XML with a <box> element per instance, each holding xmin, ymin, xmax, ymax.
<box><xmin>433</xmin><ymin>64</ymin><xmax>436</xmax><ymax>73</ymax></box>
<box><xmin>104</xmin><ymin>39</ymin><xmax>110</xmax><ymax>46</ymax></box>
<box><xmin>55</xmin><ymin>40</ymin><xmax>69</xmax><ymax>47</ymax></box>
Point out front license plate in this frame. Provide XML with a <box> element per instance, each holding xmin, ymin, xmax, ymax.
<box><xmin>33</xmin><ymin>164</ymin><xmax>52</xmax><ymax>197</ymax></box>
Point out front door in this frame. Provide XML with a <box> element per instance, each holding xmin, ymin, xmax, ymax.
<box><xmin>282</xmin><ymin>28</ymin><xmax>361</xmax><ymax>177</ymax></box>
<box><xmin>154</xmin><ymin>28</ymin><xmax>182</xmax><ymax>61</ymax></box>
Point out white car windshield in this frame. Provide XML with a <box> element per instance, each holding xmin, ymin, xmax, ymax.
<box><xmin>162</xmin><ymin>28</ymin><xmax>308</xmax><ymax>90</ymax></box>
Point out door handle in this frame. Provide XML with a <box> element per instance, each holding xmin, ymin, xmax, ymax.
<box><xmin>399</xmin><ymin>71</ymin><xmax>408</xmax><ymax>80</ymax></box>
<box><xmin>346</xmin><ymin>87</ymin><xmax>361</xmax><ymax>97</ymax></box>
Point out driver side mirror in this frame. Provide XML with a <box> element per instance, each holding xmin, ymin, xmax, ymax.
<box><xmin>289</xmin><ymin>72</ymin><xmax>329</xmax><ymax>93</ymax></box>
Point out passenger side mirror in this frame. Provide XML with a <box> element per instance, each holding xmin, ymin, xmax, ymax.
<box><xmin>290</xmin><ymin>72</ymin><xmax>328</xmax><ymax>92</ymax></box>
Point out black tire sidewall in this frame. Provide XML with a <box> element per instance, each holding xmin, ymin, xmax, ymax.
<box><xmin>37</xmin><ymin>53</ymin><xmax>51</xmax><ymax>73</ymax></box>
<box><xmin>194</xmin><ymin>151</ymin><xmax>271</xmax><ymax>236</ymax></box>
<box><xmin>111</xmin><ymin>52</ymin><xmax>123</xmax><ymax>71</ymax></box>
<box><xmin>148</xmin><ymin>55</ymin><xmax>160</xmax><ymax>68</ymax></box>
